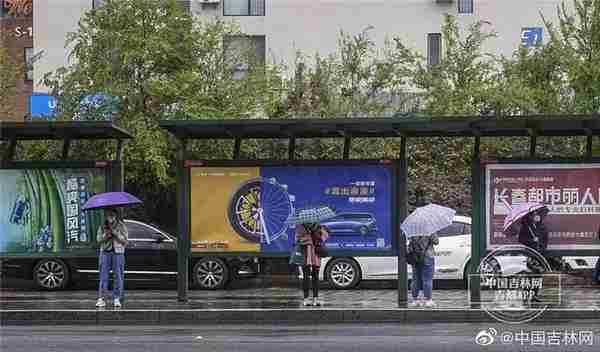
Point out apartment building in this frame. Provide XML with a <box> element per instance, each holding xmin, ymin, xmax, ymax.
<box><xmin>30</xmin><ymin>0</ymin><xmax>571</xmax><ymax>117</ymax></box>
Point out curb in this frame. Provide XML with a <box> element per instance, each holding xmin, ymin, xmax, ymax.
<box><xmin>2</xmin><ymin>309</ymin><xmax>599</xmax><ymax>325</ymax></box>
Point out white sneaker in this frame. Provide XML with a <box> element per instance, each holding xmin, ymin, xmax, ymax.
<box><xmin>424</xmin><ymin>300</ymin><xmax>436</xmax><ymax>308</ymax></box>
<box><xmin>303</xmin><ymin>298</ymin><xmax>312</xmax><ymax>306</ymax></box>
<box><xmin>312</xmin><ymin>298</ymin><xmax>321</xmax><ymax>307</ymax></box>
<box><xmin>95</xmin><ymin>298</ymin><xmax>106</xmax><ymax>308</ymax></box>
<box><xmin>113</xmin><ymin>298</ymin><xmax>122</xmax><ymax>308</ymax></box>
<box><xmin>409</xmin><ymin>299</ymin><xmax>422</xmax><ymax>307</ymax></box>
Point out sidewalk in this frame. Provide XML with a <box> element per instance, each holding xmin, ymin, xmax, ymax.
<box><xmin>2</xmin><ymin>286</ymin><xmax>599</xmax><ymax>325</ymax></box>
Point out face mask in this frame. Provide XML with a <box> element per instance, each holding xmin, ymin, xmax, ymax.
<box><xmin>107</xmin><ymin>216</ymin><xmax>116</xmax><ymax>223</ymax></box>
<box><xmin>533</xmin><ymin>215</ymin><xmax>541</xmax><ymax>223</ymax></box>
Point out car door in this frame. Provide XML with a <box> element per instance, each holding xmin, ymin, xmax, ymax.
<box><xmin>434</xmin><ymin>222</ymin><xmax>470</xmax><ymax>280</ymax></box>
<box><xmin>124</xmin><ymin>220</ymin><xmax>176</xmax><ymax>280</ymax></box>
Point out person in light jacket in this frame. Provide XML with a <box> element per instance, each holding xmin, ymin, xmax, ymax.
<box><xmin>95</xmin><ymin>208</ymin><xmax>128</xmax><ymax>308</ymax></box>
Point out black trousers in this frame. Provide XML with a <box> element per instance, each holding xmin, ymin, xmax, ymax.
<box><xmin>302</xmin><ymin>265</ymin><xmax>319</xmax><ymax>299</ymax></box>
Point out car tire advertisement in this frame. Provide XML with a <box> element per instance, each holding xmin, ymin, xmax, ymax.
<box><xmin>190</xmin><ymin>164</ymin><xmax>393</xmax><ymax>254</ymax></box>
<box><xmin>0</xmin><ymin>168</ymin><xmax>106</xmax><ymax>254</ymax></box>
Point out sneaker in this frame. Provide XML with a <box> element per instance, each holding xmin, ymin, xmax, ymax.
<box><xmin>113</xmin><ymin>298</ymin><xmax>122</xmax><ymax>308</ymax></box>
<box><xmin>303</xmin><ymin>298</ymin><xmax>312</xmax><ymax>307</ymax></box>
<box><xmin>409</xmin><ymin>299</ymin><xmax>422</xmax><ymax>307</ymax></box>
<box><xmin>312</xmin><ymin>298</ymin><xmax>321</xmax><ymax>307</ymax></box>
<box><xmin>95</xmin><ymin>298</ymin><xmax>106</xmax><ymax>308</ymax></box>
<box><xmin>424</xmin><ymin>300</ymin><xmax>436</xmax><ymax>308</ymax></box>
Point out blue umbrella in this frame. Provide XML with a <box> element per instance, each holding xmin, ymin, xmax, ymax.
<box><xmin>401</xmin><ymin>204</ymin><xmax>456</xmax><ymax>238</ymax></box>
<box><xmin>82</xmin><ymin>192</ymin><xmax>142</xmax><ymax>211</ymax></box>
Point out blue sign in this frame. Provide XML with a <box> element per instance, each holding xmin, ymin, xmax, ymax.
<box><xmin>260</xmin><ymin>165</ymin><xmax>393</xmax><ymax>253</ymax></box>
<box><xmin>521</xmin><ymin>27</ymin><xmax>543</xmax><ymax>48</ymax></box>
<box><xmin>29</xmin><ymin>94</ymin><xmax>57</xmax><ymax>119</ymax></box>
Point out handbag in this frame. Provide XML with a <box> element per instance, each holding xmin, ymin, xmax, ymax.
<box><xmin>289</xmin><ymin>243</ymin><xmax>305</xmax><ymax>266</ymax></box>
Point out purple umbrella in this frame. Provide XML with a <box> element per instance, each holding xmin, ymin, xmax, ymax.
<box><xmin>82</xmin><ymin>192</ymin><xmax>142</xmax><ymax>211</ymax></box>
<box><xmin>503</xmin><ymin>202</ymin><xmax>549</xmax><ymax>233</ymax></box>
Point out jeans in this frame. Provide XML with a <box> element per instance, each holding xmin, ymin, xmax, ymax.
<box><xmin>302</xmin><ymin>265</ymin><xmax>319</xmax><ymax>298</ymax></box>
<box><xmin>98</xmin><ymin>251</ymin><xmax>125</xmax><ymax>300</ymax></box>
<box><xmin>411</xmin><ymin>257</ymin><xmax>434</xmax><ymax>300</ymax></box>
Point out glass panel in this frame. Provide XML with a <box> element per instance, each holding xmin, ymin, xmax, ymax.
<box><xmin>436</xmin><ymin>222</ymin><xmax>466</xmax><ymax>237</ymax></box>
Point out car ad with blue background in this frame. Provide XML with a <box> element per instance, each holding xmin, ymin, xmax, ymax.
<box><xmin>190</xmin><ymin>164</ymin><xmax>393</xmax><ymax>255</ymax></box>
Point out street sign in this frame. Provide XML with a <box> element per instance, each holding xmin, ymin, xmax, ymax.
<box><xmin>521</xmin><ymin>27</ymin><xmax>543</xmax><ymax>48</ymax></box>
<box><xmin>29</xmin><ymin>94</ymin><xmax>57</xmax><ymax>119</ymax></box>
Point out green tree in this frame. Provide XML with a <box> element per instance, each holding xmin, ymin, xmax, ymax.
<box><xmin>41</xmin><ymin>0</ymin><xmax>282</xmax><ymax>228</ymax></box>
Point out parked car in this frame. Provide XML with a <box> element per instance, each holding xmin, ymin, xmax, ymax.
<box><xmin>321</xmin><ymin>212</ymin><xmax>378</xmax><ymax>236</ymax></box>
<box><xmin>0</xmin><ymin>220</ymin><xmax>256</xmax><ymax>290</ymax></box>
<box><xmin>319</xmin><ymin>215</ymin><xmax>599</xmax><ymax>289</ymax></box>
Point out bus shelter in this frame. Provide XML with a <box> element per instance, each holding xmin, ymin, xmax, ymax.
<box><xmin>0</xmin><ymin>121</ymin><xmax>131</xmax><ymax>276</ymax></box>
<box><xmin>160</xmin><ymin>116</ymin><xmax>600</xmax><ymax>306</ymax></box>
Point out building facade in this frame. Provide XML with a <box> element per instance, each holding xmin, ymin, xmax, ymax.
<box><xmin>1</xmin><ymin>0</ymin><xmax>33</xmax><ymax>121</ymax></box>
<box><xmin>31</xmin><ymin>0</ymin><xmax>572</xmax><ymax>109</ymax></box>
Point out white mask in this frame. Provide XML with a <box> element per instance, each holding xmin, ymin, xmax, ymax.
<box><xmin>533</xmin><ymin>215</ymin><xmax>541</xmax><ymax>223</ymax></box>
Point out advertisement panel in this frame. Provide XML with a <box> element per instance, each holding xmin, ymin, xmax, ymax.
<box><xmin>0</xmin><ymin>168</ymin><xmax>106</xmax><ymax>254</ymax></box>
<box><xmin>190</xmin><ymin>164</ymin><xmax>393</xmax><ymax>254</ymax></box>
<box><xmin>486</xmin><ymin>163</ymin><xmax>600</xmax><ymax>250</ymax></box>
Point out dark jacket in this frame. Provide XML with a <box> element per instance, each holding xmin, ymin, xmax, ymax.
<box><xmin>518</xmin><ymin>220</ymin><xmax>548</xmax><ymax>252</ymax></box>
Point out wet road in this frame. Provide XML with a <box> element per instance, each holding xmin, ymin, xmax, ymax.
<box><xmin>2</xmin><ymin>323</ymin><xmax>600</xmax><ymax>352</ymax></box>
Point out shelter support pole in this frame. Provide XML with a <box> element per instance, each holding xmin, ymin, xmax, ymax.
<box><xmin>61</xmin><ymin>139</ymin><xmax>71</xmax><ymax>160</ymax></box>
<box><xmin>288</xmin><ymin>137</ymin><xmax>296</xmax><ymax>160</ymax></box>
<box><xmin>2</xmin><ymin>138</ymin><xmax>16</xmax><ymax>163</ymax></box>
<box><xmin>586</xmin><ymin>134</ymin><xmax>593</xmax><ymax>159</ymax></box>
<box><xmin>110</xmin><ymin>139</ymin><xmax>125</xmax><ymax>192</ymax></box>
<box><xmin>233</xmin><ymin>138</ymin><xmax>242</xmax><ymax>159</ymax></box>
<box><xmin>177</xmin><ymin>139</ymin><xmax>190</xmax><ymax>302</ymax></box>
<box><xmin>470</xmin><ymin>136</ymin><xmax>482</xmax><ymax>308</ymax></box>
<box><xmin>397</xmin><ymin>136</ymin><xmax>408</xmax><ymax>307</ymax></box>
<box><xmin>343</xmin><ymin>136</ymin><xmax>351</xmax><ymax>160</ymax></box>
<box><xmin>529</xmin><ymin>133</ymin><xmax>537</xmax><ymax>158</ymax></box>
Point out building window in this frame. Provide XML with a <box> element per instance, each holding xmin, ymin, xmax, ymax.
<box><xmin>458</xmin><ymin>0</ymin><xmax>473</xmax><ymax>14</ymax></box>
<box><xmin>224</xmin><ymin>35</ymin><xmax>266</xmax><ymax>79</ymax></box>
<box><xmin>427</xmin><ymin>33</ymin><xmax>442</xmax><ymax>66</ymax></box>
<box><xmin>92</xmin><ymin>0</ymin><xmax>106</xmax><ymax>9</ymax></box>
<box><xmin>224</xmin><ymin>0</ymin><xmax>265</xmax><ymax>16</ymax></box>
<box><xmin>24</xmin><ymin>47</ymin><xmax>33</xmax><ymax>81</ymax></box>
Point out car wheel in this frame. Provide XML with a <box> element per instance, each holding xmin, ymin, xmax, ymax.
<box><xmin>326</xmin><ymin>258</ymin><xmax>360</xmax><ymax>289</ymax></box>
<box><xmin>359</xmin><ymin>226</ymin><xmax>368</xmax><ymax>236</ymax></box>
<box><xmin>33</xmin><ymin>259</ymin><xmax>70</xmax><ymax>290</ymax></box>
<box><xmin>464</xmin><ymin>258</ymin><xmax>503</xmax><ymax>289</ymax></box>
<box><xmin>192</xmin><ymin>257</ymin><xmax>229</xmax><ymax>290</ymax></box>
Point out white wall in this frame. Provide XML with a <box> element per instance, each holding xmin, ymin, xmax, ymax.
<box><xmin>205</xmin><ymin>0</ymin><xmax>571</xmax><ymax>68</ymax></box>
<box><xmin>34</xmin><ymin>0</ymin><xmax>91</xmax><ymax>92</ymax></box>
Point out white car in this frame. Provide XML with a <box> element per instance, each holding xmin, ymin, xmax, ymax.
<box><xmin>319</xmin><ymin>216</ymin><xmax>598</xmax><ymax>289</ymax></box>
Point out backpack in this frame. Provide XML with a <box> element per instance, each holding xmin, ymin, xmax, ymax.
<box><xmin>406</xmin><ymin>236</ymin><xmax>431</xmax><ymax>265</ymax></box>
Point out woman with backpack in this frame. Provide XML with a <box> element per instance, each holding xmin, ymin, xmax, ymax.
<box><xmin>408</xmin><ymin>233</ymin><xmax>439</xmax><ymax>308</ymax></box>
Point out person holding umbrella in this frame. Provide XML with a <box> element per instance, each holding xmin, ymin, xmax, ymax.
<box><xmin>287</xmin><ymin>206</ymin><xmax>333</xmax><ymax>307</ymax></box>
<box><xmin>96</xmin><ymin>208</ymin><xmax>128</xmax><ymax>308</ymax></box>
<box><xmin>402</xmin><ymin>204</ymin><xmax>455</xmax><ymax>308</ymax></box>
<box><xmin>83</xmin><ymin>192</ymin><xmax>141</xmax><ymax>309</ymax></box>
